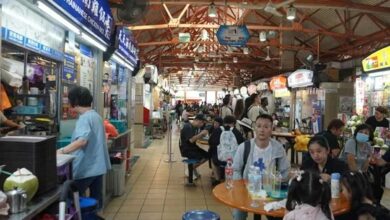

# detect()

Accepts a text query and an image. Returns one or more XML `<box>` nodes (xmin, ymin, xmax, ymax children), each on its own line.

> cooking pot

<box><xmin>6</xmin><ymin>188</ymin><xmax>27</xmax><ymax>213</ymax></box>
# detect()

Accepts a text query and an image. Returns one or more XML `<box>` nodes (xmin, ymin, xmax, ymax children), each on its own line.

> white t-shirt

<box><xmin>247</xmin><ymin>105</ymin><xmax>260</xmax><ymax>126</ymax></box>
<box><xmin>221</xmin><ymin>106</ymin><xmax>233</xmax><ymax>118</ymax></box>
<box><xmin>182</xmin><ymin>110</ymin><xmax>189</xmax><ymax>121</ymax></box>
<box><xmin>252</xmin><ymin>141</ymin><xmax>273</xmax><ymax>169</ymax></box>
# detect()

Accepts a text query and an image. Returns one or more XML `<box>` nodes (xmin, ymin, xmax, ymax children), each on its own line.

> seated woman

<box><xmin>340</xmin><ymin>124</ymin><xmax>373</xmax><ymax>172</ymax></box>
<box><xmin>341</xmin><ymin>172</ymin><xmax>390</xmax><ymax>219</ymax></box>
<box><xmin>301</xmin><ymin>136</ymin><xmax>349</xmax><ymax>182</ymax></box>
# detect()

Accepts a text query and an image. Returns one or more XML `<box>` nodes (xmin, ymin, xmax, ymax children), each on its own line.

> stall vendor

<box><xmin>0</xmin><ymin>110</ymin><xmax>21</xmax><ymax>131</ymax></box>
<box><xmin>57</xmin><ymin>86</ymin><xmax>111</xmax><ymax>210</ymax></box>
<box><xmin>365</xmin><ymin>106</ymin><xmax>389</xmax><ymax>131</ymax></box>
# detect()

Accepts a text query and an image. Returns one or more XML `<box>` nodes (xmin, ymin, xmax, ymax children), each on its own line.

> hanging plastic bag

<box><xmin>0</xmin><ymin>190</ymin><xmax>9</xmax><ymax>216</ymax></box>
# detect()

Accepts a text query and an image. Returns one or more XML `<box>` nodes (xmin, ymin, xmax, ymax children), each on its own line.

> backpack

<box><xmin>217</xmin><ymin>126</ymin><xmax>238</xmax><ymax>161</ymax></box>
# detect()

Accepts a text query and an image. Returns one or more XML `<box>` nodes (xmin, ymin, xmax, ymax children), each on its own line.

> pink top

<box><xmin>283</xmin><ymin>204</ymin><xmax>334</xmax><ymax>220</ymax></box>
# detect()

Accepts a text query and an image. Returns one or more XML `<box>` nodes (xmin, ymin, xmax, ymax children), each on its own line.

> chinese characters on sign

<box><xmin>116</xmin><ymin>27</ymin><xmax>138</xmax><ymax>65</ymax></box>
<box><xmin>51</xmin><ymin>0</ymin><xmax>114</xmax><ymax>44</ymax></box>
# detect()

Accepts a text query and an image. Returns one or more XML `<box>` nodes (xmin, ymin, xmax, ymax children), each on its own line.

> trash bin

<box><xmin>109</xmin><ymin>153</ymin><xmax>125</xmax><ymax>196</ymax></box>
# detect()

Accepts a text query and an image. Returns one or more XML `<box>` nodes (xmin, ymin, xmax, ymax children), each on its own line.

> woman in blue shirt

<box><xmin>57</xmin><ymin>86</ymin><xmax>111</xmax><ymax>209</ymax></box>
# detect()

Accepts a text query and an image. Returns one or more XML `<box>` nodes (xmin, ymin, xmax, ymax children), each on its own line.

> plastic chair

<box><xmin>182</xmin><ymin>210</ymin><xmax>220</xmax><ymax>220</ymax></box>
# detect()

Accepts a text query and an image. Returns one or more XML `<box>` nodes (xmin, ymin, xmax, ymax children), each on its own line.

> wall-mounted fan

<box><xmin>113</xmin><ymin>0</ymin><xmax>149</xmax><ymax>24</ymax></box>
<box><xmin>260</xmin><ymin>46</ymin><xmax>280</xmax><ymax>61</ymax></box>
<box><xmin>263</xmin><ymin>0</ymin><xmax>295</xmax><ymax>17</ymax></box>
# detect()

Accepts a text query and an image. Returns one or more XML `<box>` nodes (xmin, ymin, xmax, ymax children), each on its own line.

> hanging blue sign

<box><xmin>1</xmin><ymin>28</ymin><xmax>64</xmax><ymax>61</ymax></box>
<box><xmin>216</xmin><ymin>25</ymin><xmax>250</xmax><ymax>47</ymax></box>
<box><xmin>116</xmin><ymin>27</ymin><xmax>138</xmax><ymax>66</ymax></box>
<box><xmin>49</xmin><ymin>0</ymin><xmax>114</xmax><ymax>45</ymax></box>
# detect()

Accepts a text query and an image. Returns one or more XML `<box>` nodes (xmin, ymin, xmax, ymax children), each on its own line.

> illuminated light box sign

<box><xmin>50</xmin><ymin>0</ymin><xmax>114</xmax><ymax>45</ymax></box>
<box><xmin>116</xmin><ymin>27</ymin><xmax>138</xmax><ymax>65</ymax></box>
<box><xmin>270</xmin><ymin>76</ymin><xmax>287</xmax><ymax>90</ymax></box>
<box><xmin>274</xmin><ymin>88</ymin><xmax>291</xmax><ymax>97</ymax></box>
<box><xmin>288</xmin><ymin>69</ymin><xmax>314</xmax><ymax>88</ymax></box>
<box><xmin>362</xmin><ymin>46</ymin><xmax>390</xmax><ymax>73</ymax></box>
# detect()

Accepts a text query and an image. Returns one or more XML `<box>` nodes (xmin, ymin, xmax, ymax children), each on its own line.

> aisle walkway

<box><xmin>102</xmin><ymin>123</ymin><xmax>237</xmax><ymax>220</ymax></box>
<box><xmin>103</xmin><ymin>123</ymin><xmax>390</xmax><ymax>220</ymax></box>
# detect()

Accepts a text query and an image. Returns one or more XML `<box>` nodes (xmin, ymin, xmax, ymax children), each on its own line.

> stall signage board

<box><xmin>270</xmin><ymin>76</ymin><xmax>287</xmax><ymax>90</ymax></box>
<box><xmin>50</xmin><ymin>0</ymin><xmax>114</xmax><ymax>45</ymax></box>
<box><xmin>216</xmin><ymin>25</ymin><xmax>250</xmax><ymax>47</ymax></box>
<box><xmin>288</xmin><ymin>69</ymin><xmax>314</xmax><ymax>88</ymax></box>
<box><xmin>274</xmin><ymin>88</ymin><xmax>290</xmax><ymax>97</ymax></box>
<box><xmin>257</xmin><ymin>82</ymin><xmax>269</xmax><ymax>91</ymax></box>
<box><xmin>1</xmin><ymin>28</ymin><xmax>64</xmax><ymax>60</ymax></box>
<box><xmin>116</xmin><ymin>27</ymin><xmax>138</xmax><ymax>65</ymax></box>
<box><xmin>362</xmin><ymin>46</ymin><xmax>390</xmax><ymax>73</ymax></box>
<box><xmin>1</xmin><ymin>0</ymin><xmax>65</xmax><ymax>61</ymax></box>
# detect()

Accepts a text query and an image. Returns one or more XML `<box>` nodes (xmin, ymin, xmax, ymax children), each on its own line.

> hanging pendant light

<box><xmin>286</xmin><ymin>6</ymin><xmax>296</xmax><ymax>20</ymax></box>
<box><xmin>208</xmin><ymin>3</ymin><xmax>217</xmax><ymax>18</ymax></box>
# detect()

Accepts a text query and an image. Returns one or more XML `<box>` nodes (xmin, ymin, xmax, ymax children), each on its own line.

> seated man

<box><xmin>208</xmin><ymin>115</ymin><xmax>245</xmax><ymax>186</ymax></box>
<box><xmin>180</xmin><ymin>114</ymin><xmax>209</xmax><ymax>179</ymax></box>
<box><xmin>233</xmin><ymin>114</ymin><xmax>290</xmax><ymax>220</ymax></box>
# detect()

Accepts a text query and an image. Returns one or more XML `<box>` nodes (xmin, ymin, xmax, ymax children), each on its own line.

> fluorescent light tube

<box><xmin>112</xmin><ymin>54</ymin><xmax>135</xmax><ymax>71</ymax></box>
<box><xmin>37</xmin><ymin>1</ymin><xmax>80</xmax><ymax>35</ymax></box>
<box><xmin>81</xmin><ymin>32</ymin><xmax>107</xmax><ymax>52</ymax></box>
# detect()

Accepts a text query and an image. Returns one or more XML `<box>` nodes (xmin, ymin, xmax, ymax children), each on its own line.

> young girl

<box><xmin>284</xmin><ymin>171</ymin><xmax>333</xmax><ymax>220</ymax></box>
<box><xmin>341</xmin><ymin>171</ymin><xmax>390</xmax><ymax>220</ymax></box>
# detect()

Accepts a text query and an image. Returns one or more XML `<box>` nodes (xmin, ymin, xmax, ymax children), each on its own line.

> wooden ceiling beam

<box><xmin>147</xmin><ymin>0</ymin><xmax>390</xmax><ymax>14</ymax></box>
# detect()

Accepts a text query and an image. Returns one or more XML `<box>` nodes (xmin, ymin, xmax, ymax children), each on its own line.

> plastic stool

<box><xmin>182</xmin><ymin>159</ymin><xmax>200</xmax><ymax>186</ymax></box>
<box><xmin>79</xmin><ymin>197</ymin><xmax>99</xmax><ymax>220</ymax></box>
<box><xmin>182</xmin><ymin>210</ymin><xmax>220</xmax><ymax>220</ymax></box>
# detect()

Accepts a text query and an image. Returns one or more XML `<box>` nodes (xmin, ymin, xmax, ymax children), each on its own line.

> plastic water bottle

<box><xmin>331</xmin><ymin>173</ymin><xmax>340</xmax><ymax>198</ymax></box>
<box><xmin>272</xmin><ymin>171</ymin><xmax>282</xmax><ymax>197</ymax></box>
<box><xmin>253</xmin><ymin>167</ymin><xmax>262</xmax><ymax>197</ymax></box>
<box><xmin>247</xmin><ymin>165</ymin><xmax>256</xmax><ymax>194</ymax></box>
<box><xmin>225</xmin><ymin>158</ymin><xmax>234</xmax><ymax>189</ymax></box>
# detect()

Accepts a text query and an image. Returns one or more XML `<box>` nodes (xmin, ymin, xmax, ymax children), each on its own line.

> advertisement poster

<box><xmin>339</xmin><ymin>96</ymin><xmax>353</xmax><ymax>113</ymax></box>
<box><xmin>79</xmin><ymin>54</ymin><xmax>95</xmax><ymax>91</ymax></box>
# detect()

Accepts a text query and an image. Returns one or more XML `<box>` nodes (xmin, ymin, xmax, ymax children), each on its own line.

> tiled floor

<box><xmin>103</xmin><ymin>123</ymin><xmax>390</xmax><ymax>220</ymax></box>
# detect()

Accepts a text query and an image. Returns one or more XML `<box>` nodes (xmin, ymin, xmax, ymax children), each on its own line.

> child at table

<box><xmin>284</xmin><ymin>171</ymin><xmax>333</xmax><ymax>220</ymax></box>
<box><xmin>340</xmin><ymin>171</ymin><xmax>390</xmax><ymax>220</ymax></box>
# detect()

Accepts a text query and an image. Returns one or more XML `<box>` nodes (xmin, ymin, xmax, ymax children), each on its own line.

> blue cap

<box><xmin>331</xmin><ymin>173</ymin><xmax>341</xmax><ymax>180</ymax></box>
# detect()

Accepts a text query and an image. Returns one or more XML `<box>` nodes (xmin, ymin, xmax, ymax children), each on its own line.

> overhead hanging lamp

<box><xmin>286</xmin><ymin>6</ymin><xmax>296</xmax><ymax>20</ymax></box>
<box><xmin>208</xmin><ymin>2</ymin><xmax>217</xmax><ymax>18</ymax></box>
<box><xmin>259</xmin><ymin>31</ymin><xmax>267</xmax><ymax>42</ymax></box>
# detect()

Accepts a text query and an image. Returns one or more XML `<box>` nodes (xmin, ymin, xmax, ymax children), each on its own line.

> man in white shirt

<box><xmin>232</xmin><ymin>114</ymin><xmax>290</xmax><ymax>220</ymax></box>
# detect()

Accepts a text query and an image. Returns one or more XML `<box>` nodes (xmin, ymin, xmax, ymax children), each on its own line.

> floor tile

<box><xmin>138</xmin><ymin>212</ymin><xmax>163</xmax><ymax>220</ymax></box>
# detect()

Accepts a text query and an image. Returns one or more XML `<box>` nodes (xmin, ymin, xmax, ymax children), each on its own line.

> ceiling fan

<box><xmin>260</xmin><ymin>46</ymin><xmax>280</xmax><ymax>61</ymax></box>
<box><xmin>263</xmin><ymin>0</ymin><xmax>295</xmax><ymax>17</ymax></box>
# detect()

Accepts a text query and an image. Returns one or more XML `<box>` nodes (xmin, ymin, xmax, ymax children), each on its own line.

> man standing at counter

<box><xmin>57</xmin><ymin>86</ymin><xmax>111</xmax><ymax>210</ymax></box>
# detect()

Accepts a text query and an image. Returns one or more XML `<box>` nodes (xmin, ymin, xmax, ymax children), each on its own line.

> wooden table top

<box><xmin>212</xmin><ymin>180</ymin><xmax>350</xmax><ymax>217</ymax></box>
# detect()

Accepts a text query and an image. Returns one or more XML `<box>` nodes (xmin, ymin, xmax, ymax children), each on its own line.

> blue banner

<box><xmin>63</xmin><ymin>53</ymin><xmax>76</xmax><ymax>81</ymax></box>
<box><xmin>216</xmin><ymin>25</ymin><xmax>250</xmax><ymax>47</ymax></box>
<box><xmin>1</xmin><ymin>28</ymin><xmax>64</xmax><ymax>60</ymax></box>
<box><xmin>80</xmin><ymin>44</ymin><xmax>93</xmax><ymax>58</ymax></box>
<box><xmin>50</xmin><ymin>0</ymin><xmax>114</xmax><ymax>45</ymax></box>
<box><xmin>116</xmin><ymin>27</ymin><xmax>138</xmax><ymax>65</ymax></box>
